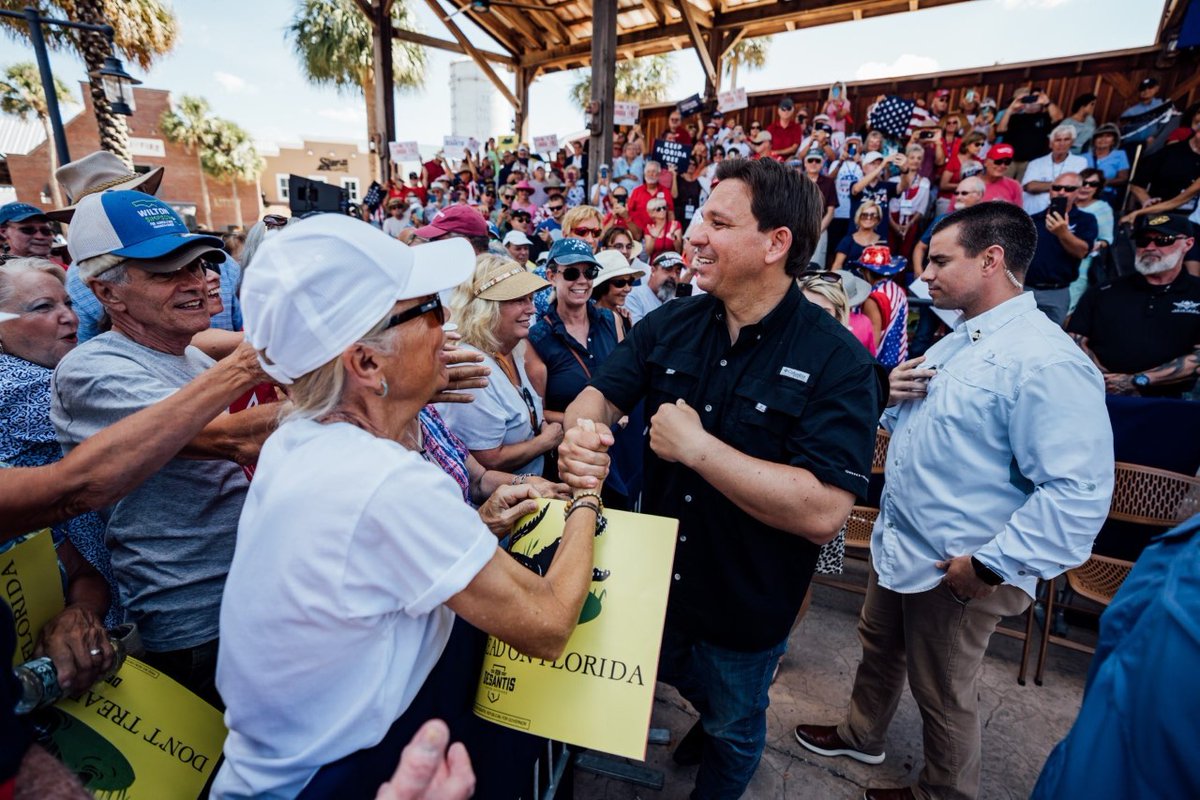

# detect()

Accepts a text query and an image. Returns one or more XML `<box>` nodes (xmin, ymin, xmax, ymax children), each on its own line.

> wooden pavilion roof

<box><xmin>398</xmin><ymin>0</ymin><xmax>976</xmax><ymax>77</ymax></box>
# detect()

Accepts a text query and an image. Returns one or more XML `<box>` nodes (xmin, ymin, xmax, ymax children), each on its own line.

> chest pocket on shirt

<box><xmin>647</xmin><ymin>346</ymin><xmax>702</xmax><ymax>406</ymax></box>
<box><xmin>930</xmin><ymin>351</ymin><xmax>1011</xmax><ymax>433</ymax></box>
<box><xmin>732</xmin><ymin>377</ymin><xmax>809</xmax><ymax>459</ymax></box>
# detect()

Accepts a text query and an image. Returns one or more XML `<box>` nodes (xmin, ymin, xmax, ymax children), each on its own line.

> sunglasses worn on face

<box><xmin>953</xmin><ymin>190</ymin><xmax>976</xmax><ymax>196</ymax></box>
<box><xmin>607</xmin><ymin>278</ymin><xmax>633</xmax><ymax>289</ymax></box>
<box><xmin>1050</xmin><ymin>184</ymin><xmax>1078</xmax><ymax>193</ymax></box>
<box><xmin>548</xmin><ymin>205</ymin><xmax>565</xmax><ymax>212</ymax></box>
<box><xmin>15</xmin><ymin>225</ymin><xmax>52</xmax><ymax>236</ymax></box>
<box><xmin>384</xmin><ymin>296</ymin><xmax>444</xmax><ymax>330</ymax></box>
<box><xmin>1134</xmin><ymin>233</ymin><xmax>1182</xmax><ymax>249</ymax></box>
<box><xmin>860</xmin><ymin>212</ymin><xmax>880</xmax><ymax>219</ymax></box>
<box><xmin>1082</xmin><ymin>180</ymin><xmax>1102</xmax><ymax>188</ymax></box>
<box><xmin>554</xmin><ymin>265</ymin><xmax>600</xmax><ymax>281</ymax></box>
<box><xmin>572</xmin><ymin>226</ymin><xmax>601</xmax><ymax>237</ymax></box>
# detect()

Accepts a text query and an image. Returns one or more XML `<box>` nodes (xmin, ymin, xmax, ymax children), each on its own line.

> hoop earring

<box><xmin>376</xmin><ymin>378</ymin><xmax>389</xmax><ymax>398</ymax></box>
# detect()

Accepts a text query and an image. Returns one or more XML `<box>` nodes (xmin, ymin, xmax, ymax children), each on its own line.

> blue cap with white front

<box><xmin>0</xmin><ymin>202</ymin><xmax>47</xmax><ymax>225</ymax></box>
<box><xmin>547</xmin><ymin>236</ymin><xmax>600</xmax><ymax>267</ymax></box>
<box><xmin>67</xmin><ymin>190</ymin><xmax>222</xmax><ymax>267</ymax></box>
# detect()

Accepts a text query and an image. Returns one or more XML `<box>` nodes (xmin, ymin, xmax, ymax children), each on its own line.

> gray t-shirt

<box><xmin>50</xmin><ymin>331</ymin><xmax>249</xmax><ymax>651</ymax></box>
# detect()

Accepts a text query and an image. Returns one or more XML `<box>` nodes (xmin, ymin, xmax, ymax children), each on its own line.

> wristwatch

<box><xmin>970</xmin><ymin>556</ymin><xmax>1004</xmax><ymax>587</ymax></box>
<box><xmin>1132</xmin><ymin>373</ymin><xmax>1151</xmax><ymax>389</ymax></box>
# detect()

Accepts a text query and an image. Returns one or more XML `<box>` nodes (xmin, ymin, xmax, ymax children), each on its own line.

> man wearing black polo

<box><xmin>1068</xmin><ymin>214</ymin><xmax>1200</xmax><ymax>398</ymax></box>
<box><xmin>1025</xmin><ymin>172</ymin><xmax>1096</xmax><ymax>325</ymax></box>
<box><xmin>559</xmin><ymin>158</ymin><xmax>887</xmax><ymax>799</ymax></box>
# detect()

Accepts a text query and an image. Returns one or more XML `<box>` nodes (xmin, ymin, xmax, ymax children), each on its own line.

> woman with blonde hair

<box><xmin>560</xmin><ymin>204</ymin><xmax>603</xmax><ymax>250</ymax></box>
<box><xmin>437</xmin><ymin>255</ymin><xmax>563</xmax><ymax>476</ymax></box>
<box><xmin>831</xmin><ymin>200</ymin><xmax>884</xmax><ymax>271</ymax></box>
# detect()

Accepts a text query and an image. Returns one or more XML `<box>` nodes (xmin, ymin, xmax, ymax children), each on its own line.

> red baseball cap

<box><xmin>414</xmin><ymin>205</ymin><xmax>488</xmax><ymax>240</ymax></box>
<box><xmin>988</xmin><ymin>143</ymin><xmax>1015</xmax><ymax>160</ymax></box>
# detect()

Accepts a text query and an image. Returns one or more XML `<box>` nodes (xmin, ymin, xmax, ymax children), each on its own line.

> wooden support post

<box><xmin>704</xmin><ymin>29</ymin><xmax>724</xmax><ymax>99</ymax></box>
<box><xmin>370</xmin><ymin>0</ymin><xmax>397</xmax><ymax>184</ymax></box>
<box><xmin>426</xmin><ymin>0</ymin><xmax>520</xmax><ymax>111</ymax></box>
<box><xmin>674</xmin><ymin>0</ymin><xmax>717</xmax><ymax>90</ymax></box>
<box><xmin>515</xmin><ymin>67</ymin><xmax>532</xmax><ymax>142</ymax></box>
<box><xmin>589</xmin><ymin>0</ymin><xmax>617</xmax><ymax>190</ymax></box>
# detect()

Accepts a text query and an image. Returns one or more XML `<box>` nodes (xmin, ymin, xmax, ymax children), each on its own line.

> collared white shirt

<box><xmin>1022</xmin><ymin>152</ymin><xmax>1089</xmax><ymax>214</ymax></box>
<box><xmin>872</xmin><ymin>293</ymin><xmax>1114</xmax><ymax>597</ymax></box>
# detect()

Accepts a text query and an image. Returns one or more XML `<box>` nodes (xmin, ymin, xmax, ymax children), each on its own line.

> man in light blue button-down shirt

<box><xmin>796</xmin><ymin>202</ymin><xmax>1114</xmax><ymax>800</ymax></box>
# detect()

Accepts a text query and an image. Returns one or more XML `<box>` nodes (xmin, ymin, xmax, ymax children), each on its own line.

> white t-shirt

<box><xmin>1021</xmin><ymin>153</ymin><xmax>1088</xmax><ymax>215</ymax></box>
<box><xmin>213</xmin><ymin>419</ymin><xmax>496</xmax><ymax>799</ymax></box>
<box><xmin>833</xmin><ymin>160</ymin><xmax>864</xmax><ymax>219</ymax></box>
<box><xmin>435</xmin><ymin>344</ymin><xmax>546</xmax><ymax>476</ymax></box>
<box><xmin>887</xmin><ymin>175</ymin><xmax>932</xmax><ymax>227</ymax></box>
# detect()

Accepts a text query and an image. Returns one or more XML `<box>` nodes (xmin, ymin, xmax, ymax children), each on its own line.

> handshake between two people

<box><xmin>478</xmin><ymin>419</ymin><xmax>615</xmax><ymax>535</ymax></box>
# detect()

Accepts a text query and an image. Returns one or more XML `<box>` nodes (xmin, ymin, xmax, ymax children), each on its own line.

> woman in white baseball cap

<box><xmin>214</xmin><ymin>215</ymin><xmax>612</xmax><ymax>799</ymax></box>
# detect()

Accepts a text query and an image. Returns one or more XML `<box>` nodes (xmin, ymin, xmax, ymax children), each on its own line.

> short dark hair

<box><xmin>930</xmin><ymin>201</ymin><xmax>1038</xmax><ymax>276</ymax></box>
<box><xmin>1079</xmin><ymin>167</ymin><xmax>1106</xmax><ymax>190</ymax></box>
<box><xmin>1071</xmin><ymin>92</ymin><xmax>1097</xmax><ymax>114</ymax></box>
<box><xmin>713</xmin><ymin>157</ymin><xmax>822</xmax><ymax>277</ymax></box>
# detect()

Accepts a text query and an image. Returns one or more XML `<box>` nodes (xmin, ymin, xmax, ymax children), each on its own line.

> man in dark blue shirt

<box><xmin>558</xmin><ymin>158</ymin><xmax>886</xmax><ymax>799</ymax></box>
<box><xmin>1025</xmin><ymin>172</ymin><xmax>1097</xmax><ymax>325</ymax></box>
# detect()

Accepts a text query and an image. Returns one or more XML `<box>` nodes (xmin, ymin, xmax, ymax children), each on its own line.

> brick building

<box><xmin>5</xmin><ymin>84</ymin><xmax>261</xmax><ymax>232</ymax></box>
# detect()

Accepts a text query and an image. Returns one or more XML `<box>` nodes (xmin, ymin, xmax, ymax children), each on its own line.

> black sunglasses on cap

<box><xmin>1134</xmin><ymin>232</ymin><xmax>1184</xmax><ymax>249</ymax></box>
<box><xmin>384</xmin><ymin>296</ymin><xmax>445</xmax><ymax>330</ymax></box>
<box><xmin>550</xmin><ymin>264</ymin><xmax>600</xmax><ymax>281</ymax></box>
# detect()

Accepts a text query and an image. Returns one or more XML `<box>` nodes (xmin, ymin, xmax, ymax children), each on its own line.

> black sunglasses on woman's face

<box><xmin>551</xmin><ymin>265</ymin><xmax>600</xmax><ymax>282</ymax></box>
<box><xmin>384</xmin><ymin>296</ymin><xmax>445</xmax><ymax>330</ymax></box>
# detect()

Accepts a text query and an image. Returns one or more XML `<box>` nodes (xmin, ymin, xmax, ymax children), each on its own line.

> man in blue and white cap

<box><xmin>50</xmin><ymin>190</ymin><xmax>276</xmax><ymax>705</ymax></box>
<box><xmin>0</xmin><ymin>201</ymin><xmax>54</xmax><ymax>259</ymax></box>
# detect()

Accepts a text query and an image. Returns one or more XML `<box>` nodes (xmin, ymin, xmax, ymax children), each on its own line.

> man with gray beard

<box><xmin>1067</xmin><ymin>214</ymin><xmax>1200</xmax><ymax>398</ymax></box>
<box><xmin>625</xmin><ymin>251</ymin><xmax>686</xmax><ymax>324</ymax></box>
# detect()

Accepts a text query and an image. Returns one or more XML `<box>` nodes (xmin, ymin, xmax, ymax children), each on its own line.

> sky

<box><xmin>0</xmin><ymin>0</ymin><xmax>1166</xmax><ymax>153</ymax></box>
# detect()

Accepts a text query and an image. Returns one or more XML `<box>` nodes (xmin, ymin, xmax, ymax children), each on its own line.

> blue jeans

<box><xmin>658</xmin><ymin>624</ymin><xmax>788</xmax><ymax>800</ymax></box>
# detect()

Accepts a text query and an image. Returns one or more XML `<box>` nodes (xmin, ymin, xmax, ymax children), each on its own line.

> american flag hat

<box><xmin>853</xmin><ymin>244</ymin><xmax>907</xmax><ymax>276</ymax></box>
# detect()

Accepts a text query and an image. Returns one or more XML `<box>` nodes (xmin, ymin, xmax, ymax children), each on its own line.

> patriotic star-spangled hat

<box><xmin>853</xmin><ymin>244</ymin><xmax>907</xmax><ymax>277</ymax></box>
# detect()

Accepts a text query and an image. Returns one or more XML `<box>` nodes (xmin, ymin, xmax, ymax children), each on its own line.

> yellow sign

<box><xmin>50</xmin><ymin>658</ymin><xmax>227</xmax><ymax>800</ymax></box>
<box><xmin>1</xmin><ymin>529</ymin><xmax>226</xmax><ymax>799</ymax></box>
<box><xmin>2</xmin><ymin>528</ymin><xmax>65</xmax><ymax>665</ymax></box>
<box><xmin>496</xmin><ymin>133</ymin><xmax>520</xmax><ymax>152</ymax></box>
<box><xmin>474</xmin><ymin>500</ymin><xmax>678</xmax><ymax>760</ymax></box>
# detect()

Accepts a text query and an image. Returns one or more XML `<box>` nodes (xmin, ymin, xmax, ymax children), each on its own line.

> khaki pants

<box><xmin>837</xmin><ymin>566</ymin><xmax>1030</xmax><ymax>800</ymax></box>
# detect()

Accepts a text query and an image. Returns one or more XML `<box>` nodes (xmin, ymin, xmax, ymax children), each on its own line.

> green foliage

<box><xmin>0</xmin><ymin>60</ymin><xmax>73</xmax><ymax>119</ymax></box>
<box><xmin>569</xmin><ymin>54</ymin><xmax>676</xmax><ymax>111</ymax></box>
<box><xmin>0</xmin><ymin>0</ymin><xmax>177</xmax><ymax>71</ymax></box>
<box><xmin>286</xmin><ymin>0</ymin><xmax>426</xmax><ymax>94</ymax></box>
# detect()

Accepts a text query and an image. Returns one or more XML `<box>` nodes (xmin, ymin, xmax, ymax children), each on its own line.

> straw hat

<box><xmin>48</xmin><ymin>151</ymin><xmax>164</xmax><ymax>222</ymax></box>
<box><xmin>593</xmin><ymin>249</ymin><xmax>645</xmax><ymax>287</ymax></box>
<box><xmin>472</xmin><ymin>259</ymin><xmax>550</xmax><ymax>301</ymax></box>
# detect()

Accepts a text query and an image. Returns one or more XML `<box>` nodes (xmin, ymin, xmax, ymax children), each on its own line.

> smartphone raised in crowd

<box><xmin>1049</xmin><ymin>196</ymin><xmax>1069</xmax><ymax>218</ymax></box>
<box><xmin>599</xmin><ymin>164</ymin><xmax>610</xmax><ymax>179</ymax></box>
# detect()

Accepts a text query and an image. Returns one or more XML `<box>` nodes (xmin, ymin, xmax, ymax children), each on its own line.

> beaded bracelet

<box><xmin>564</xmin><ymin>497</ymin><xmax>608</xmax><ymax>537</ymax></box>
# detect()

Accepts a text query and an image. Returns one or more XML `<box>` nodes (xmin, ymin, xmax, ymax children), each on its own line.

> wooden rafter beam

<box><xmin>521</xmin><ymin>21</ymin><xmax>691</xmax><ymax>69</ymax></box>
<box><xmin>425</xmin><ymin>0</ymin><xmax>520</xmax><ymax>110</ymax></box>
<box><xmin>713</xmin><ymin>0</ymin><xmax>962</xmax><ymax>30</ymax></box>
<box><xmin>489</xmin><ymin>3</ymin><xmax>553</xmax><ymax>46</ymax></box>
<box><xmin>391</xmin><ymin>27</ymin><xmax>515</xmax><ymax>65</ymax></box>
<box><xmin>530</xmin><ymin>6</ymin><xmax>574</xmax><ymax>45</ymax></box>
<box><xmin>439</xmin><ymin>0</ymin><xmax>522</xmax><ymax>54</ymax></box>
<box><xmin>642</xmin><ymin>0</ymin><xmax>668</xmax><ymax>26</ymax></box>
<box><xmin>673</xmin><ymin>0</ymin><xmax>717</xmax><ymax>86</ymax></box>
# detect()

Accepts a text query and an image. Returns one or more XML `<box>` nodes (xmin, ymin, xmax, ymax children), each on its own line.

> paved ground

<box><xmin>575</xmin><ymin>559</ymin><xmax>1093</xmax><ymax>800</ymax></box>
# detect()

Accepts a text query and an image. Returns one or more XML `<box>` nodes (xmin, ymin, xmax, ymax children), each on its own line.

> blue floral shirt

<box><xmin>0</xmin><ymin>354</ymin><xmax>119</xmax><ymax>624</ymax></box>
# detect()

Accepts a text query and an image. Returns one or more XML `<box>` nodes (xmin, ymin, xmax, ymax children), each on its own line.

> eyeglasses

<box><xmin>648</xmin><ymin>204</ymin><xmax>667</xmax><ymax>212</ymax></box>
<box><xmin>800</xmin><ymin>270</ymin><xmax>844</xmax><ymax>285</ymax></box>
<box><xmin>384</xmin><ymin>296</ymin><xmax>444</xmax><ymax>330</ymax></box>
<box><xmin>1081</xmin><ymin>180</ymin><xmax>1103</xmax><ymax>188</ymax></box>
<box><xmin>14</xmin><ymin>225</ymin><xmax>53</xmax><ymax>236</ymax></box>
<box><xmin>610</xmin><ymin>242</ymin><xmax>633</xmax><ymax>252</ymax></box>
<box><xmin>859</xmin><ymin>212</ymin><xmax>880</xmax><ymax>219</ymax></box>
<box><xmin>1050</xmin><ymin>184</ymin><xmax>1078</xmax><ymax>193</ymax></box>
<box><xmin>1134</xmin><ymin>232</ymin><xmax>1183</xmax><ymax>249</ymax></box>
<box><xmin>953</xmin><ymin>190</ymin><xmax>977</xmax><ymax>196</ymax></box>
<box><xmin>805</xmin><ymin>158</ymin><xmax>824</xmax><ymax>164</ymax></box>
<box><xmin>547</xmin><ymin>204</ymin><xmax>565</xmax><ymax>212</ymax></box>
<box><xmin>571</xmin><ymin>226</ymin><xmax>601</xmax><ymax>237</ymax></box>
<box><xmin>552</xmin><ymin>264</ymin><xmax>600</xmax><ymax>281</ymax></box>
<box><xmin>607</xmin><ymin>278</ymin><xmax>633</xmax><ymax>289</ymax></box>
<box><xmin>990</xmin><ymin>158</ymin><xmax>1013</xmax><ymax>166</ymax></box>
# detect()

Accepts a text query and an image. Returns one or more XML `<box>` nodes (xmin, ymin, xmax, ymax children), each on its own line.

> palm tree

<box><xmin>287</xmin><ymin>0</ymin><xmax>426</xmax><ymax>177</ymax></box>
<box><xmin>161</xmin><ymin>95</ymin><xmax>216</xmax><ymax>229</ymax></box>
<box><xmin>0</xmin><ymin>0</ymin><xmax>178</xmax><ymax>167</ymax></box>
<box><xmin>204</xmin><ymin>119</ymin><xmax>262</xmax><ymax>230</ymax></box>
<box><xmin>0</xmin><ymin>61</ymin><xmax>73</xmax><ymax>207</ymax></box>
<box><xmin>569</xmin><ymin>54</ymin><xmax>676</xmax><ymax>111</ymax></box>
<box><xmin>724</xmin><ymin>36</ymin><xmax>770</xmax><ymax>90</ymax></box>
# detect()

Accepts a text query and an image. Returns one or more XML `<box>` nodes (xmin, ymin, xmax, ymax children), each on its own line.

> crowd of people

<box><xmin>0</xmin><ymin>70</ymin><xmax>1196</xmax><ymax>800</ymax></box>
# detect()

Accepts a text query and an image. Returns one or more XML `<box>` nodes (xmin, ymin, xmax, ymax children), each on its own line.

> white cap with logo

<box><xmin>241</xmin><ymin>214</ymin><xmax>474</xmax><ymax>384</ymax></box>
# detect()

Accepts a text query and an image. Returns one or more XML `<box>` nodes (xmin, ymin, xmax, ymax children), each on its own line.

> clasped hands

<box><xmin>482</xmin><ymin>420</ymin><xmax>612</xmax><ymax>535</ymax></box>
